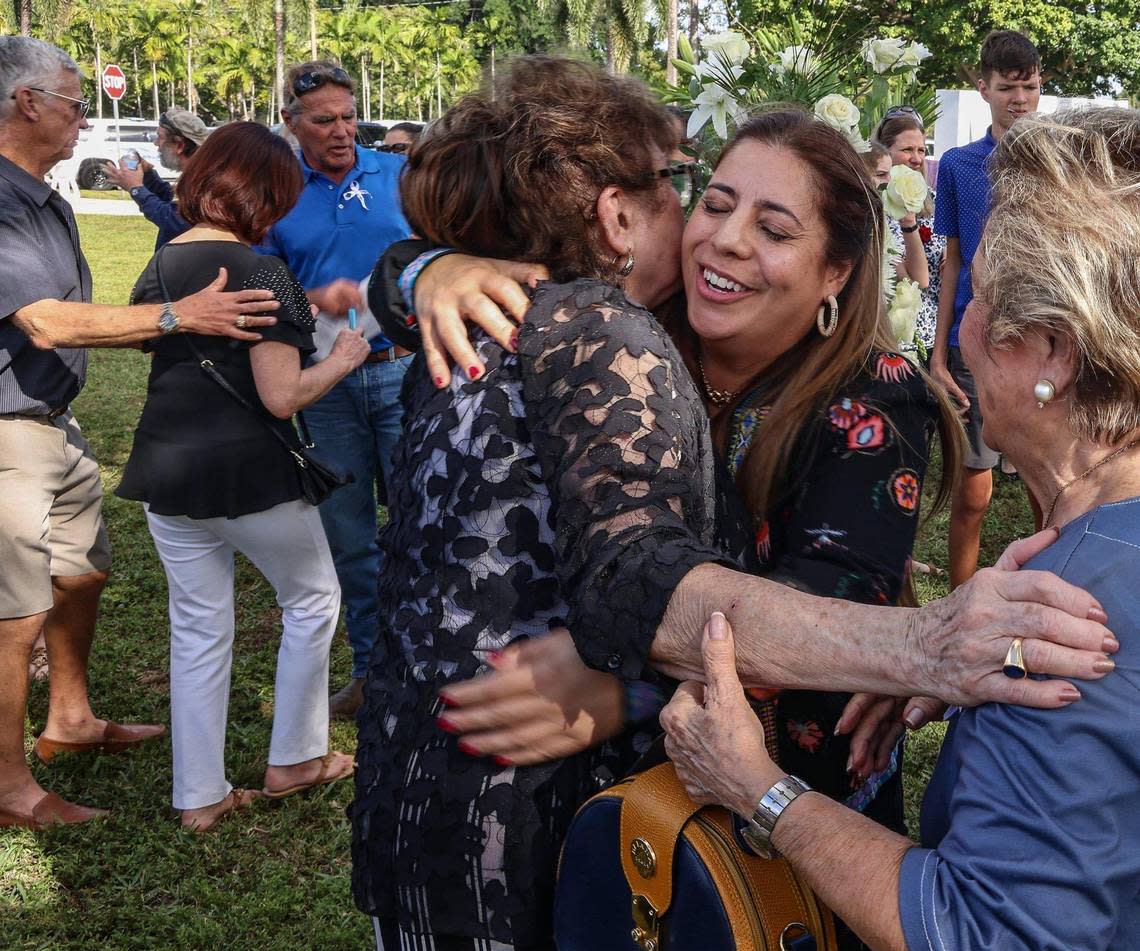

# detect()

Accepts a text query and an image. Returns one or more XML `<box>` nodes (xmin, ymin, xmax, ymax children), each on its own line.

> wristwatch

<box><xmin>157</xmin><ymin>302</ymin><xmax>180</xmax><ymax>335</ymax></box>
<box><xmin>900</xmin><ymin>222</ymin><xmax>921</xmax><ymax>233</ymax></box>
<box><xmin>740</xmin><ymin>775</ymin><xmax>811</xmax><ymax>859</ymax></box>
<box><xmin>129</xmin><ymin>185</ymin><xmax>144</xmax><ymax>200</ymax></box>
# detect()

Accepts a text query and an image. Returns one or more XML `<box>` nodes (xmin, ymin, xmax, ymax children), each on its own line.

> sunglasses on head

<box><xmin>879</xmin><ymin>105</ymin><xmax>924</xmax><ymax>131</ymax></box>
<box><xmin>291</xmin><ymin>67</ymin><xmax>352</xmax><ymax>98</ymax></box>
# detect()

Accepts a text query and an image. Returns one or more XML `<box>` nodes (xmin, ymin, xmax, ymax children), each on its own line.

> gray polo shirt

<box><xmin>0</xmin><ymin>154</ymin><xmax>91</xmax><ymax>415</ymax></box>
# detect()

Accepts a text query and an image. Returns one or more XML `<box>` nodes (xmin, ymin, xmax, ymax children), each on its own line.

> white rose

<box><xmin>813</xmin><ymin>94</ymin><xmax>861</xmax><ymax>132</ymax></box>
<box><xmin>771</xmin><ymin>45</ymin><xmax>818</xmax><ymax>78</ymax></box>
<box><xmin>897</xmin><ymin>41</ymin><xmax>932</xmax><ymax>69</ymax></box>
<box><xmin>862</xmin><ymin>37</ymin><xmax>907</xmax><ymax>74</ymax></box>
<box><xmin>883</xmin><ymin>164</ymin><xmax>929</xmax><ymax>219</ymax></box>
<box><xmin>888</xmin><ymin>278</ymin><xmax>922</xmax><ymax>344</ymax></box>
<box><xmin>701</xmin><ymin>31</ymin><xmax>751</xmax><ymax>66</ymax></box>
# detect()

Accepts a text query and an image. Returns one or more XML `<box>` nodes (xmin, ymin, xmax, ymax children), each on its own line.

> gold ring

<box><xmin>1002</xmin><ymin>637</ymin><xmax>1028</xmax><ymax>679</ymax></box>
<box><xmin>235</xmin><ymin>315</ymin><xmax>247</xmax><ymax>329</ymax></box>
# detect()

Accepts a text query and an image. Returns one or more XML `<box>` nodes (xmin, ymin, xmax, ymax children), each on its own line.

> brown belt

<box><xmin>363</xmin><ymin>345</ymin><xmax>413</xmax><ymax>364</ymax></box>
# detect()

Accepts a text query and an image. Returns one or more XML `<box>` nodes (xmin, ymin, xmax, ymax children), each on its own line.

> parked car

<box><xmin>268</xmin><ymin>120</ymin><xmax>397</xmax><ymax>150</ymax></box>
<box><xmin>58</xmin><ymin>117</ymin><xmax>181</xmax><ymax>190</ymax></box>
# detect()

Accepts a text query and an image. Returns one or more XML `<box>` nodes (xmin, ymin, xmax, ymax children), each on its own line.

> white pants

<box><xmin>146</xmin><ymin>499</ymin><xmax>341</xmax><ymax>810</ymax></box>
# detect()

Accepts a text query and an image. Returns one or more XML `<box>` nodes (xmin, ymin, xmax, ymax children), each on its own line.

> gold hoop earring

<box><xmin>816</xmin><ymin>295</ymin><xmax>839</xmax><ymax>337</ymax></box>
<box><xmin>617</xmin><ymin>248</ymin><xmax>635</xmax><ymax>278</ymax></box>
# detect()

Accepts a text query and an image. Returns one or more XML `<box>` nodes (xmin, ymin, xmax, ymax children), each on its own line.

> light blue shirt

<box><xmin>261</xmin><ymin>145</ymin><xmax>410</xmax><ymax>351</ymax></box>
<box><xmin>898</xmin><ymin>496</ymin><xmax>1140</xmax><ymax>950</ymax></box>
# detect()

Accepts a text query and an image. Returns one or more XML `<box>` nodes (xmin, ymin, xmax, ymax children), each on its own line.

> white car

<box><xmin>52</xmin><ymin>117</ymin><xmax>181</xmax><ymax>190</ymax></box>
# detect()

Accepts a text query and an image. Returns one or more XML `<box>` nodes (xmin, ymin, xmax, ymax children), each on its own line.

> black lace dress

<box><xmin>351</xmin><ymin>279</ymin><xmax>750</xmax><ymax>948</ymax></box>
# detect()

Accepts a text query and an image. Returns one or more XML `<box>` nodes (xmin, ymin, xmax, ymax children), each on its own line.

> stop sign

<box><xmin>101</xmin><ymin>64</ymin><xmax>126</xmax><ymax>101</ymax></box>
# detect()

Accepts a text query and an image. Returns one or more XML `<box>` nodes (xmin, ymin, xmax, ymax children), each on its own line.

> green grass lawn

<box><xmin>3</xmin><ymin>215</ymin><xmax>1036</xmax><ymax>949</ymax></box>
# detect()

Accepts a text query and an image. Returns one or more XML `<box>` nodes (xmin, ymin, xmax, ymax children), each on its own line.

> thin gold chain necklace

<box><xmin>1042</xmin><ymin>437</ymin><xmax>1140</xmax><ymax>529</ymax></box>
<box><xmin>696</xmin><ymin>355</ymin><xmax>739</xmax><ymax>408</ymax></box>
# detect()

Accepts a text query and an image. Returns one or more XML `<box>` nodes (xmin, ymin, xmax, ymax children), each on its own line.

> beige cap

<box><xmin>161</xmin><ymin>108</ymin><xmax>209</xmax><ymax>146</ymax></box>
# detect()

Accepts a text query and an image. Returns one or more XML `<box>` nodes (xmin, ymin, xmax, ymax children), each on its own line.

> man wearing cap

<box><xmin>103</xmin><ymin>107</ymin><xmax>207</xmax><ymax>248</ymax></box>
<box><xmin>0</xmin><ymin>36</ymin><xmax>282</xmax><ymax>828</ymax></box>
<box><xmin>261</xmin><ymin>60</ymin><xmax>411</xmax><ymax>718</ymax></box>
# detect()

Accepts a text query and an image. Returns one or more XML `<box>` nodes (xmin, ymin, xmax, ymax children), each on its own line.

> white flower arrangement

<box><xmin>701</xmin><ymin>30</ymin><xmax>752</xmax><ymax>66</ymax></box>
<box><xmin>812</xmin><ymin>94</ymin><xmax>869</xmax><ymax>152</ymax></box>
<box><xmin>888</xmin><ymin>278</ymin><xmax>923</xmax><ymax>355</ymax></box>
<box><xmin>862</xmin><ymin>37</ymin><xmax>931</xmax><ymax>74</ymax></box>
<box><xmin>882</xmin><ymin>165</ymin><xmax>929</xmax><ymax>220</ymax></box>
<box><xmin>771</xmin><ymin>45</ymin><xmax>819</xmax><ymax>79</ymax></box>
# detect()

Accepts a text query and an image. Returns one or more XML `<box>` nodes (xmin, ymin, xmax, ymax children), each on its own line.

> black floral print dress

<box><xmin>726</xmin><ymin>351</ymin><xmax>938</xmax><ymax>834</ymax></box>
<box><xmin>351</xmin><ymin>279</ymin><xmax>749</xmax><ymax>949</ymax></box>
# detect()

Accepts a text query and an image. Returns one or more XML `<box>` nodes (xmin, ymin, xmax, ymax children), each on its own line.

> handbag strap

<box><xmin>619</xmin><ymin>762</ymin><xmax>703</xmax><ymax>920</ymax></box>
<box><xmin>155</xmin><ymin>248</ymin><xmax>306</xmax><ymax>460</ymax></box>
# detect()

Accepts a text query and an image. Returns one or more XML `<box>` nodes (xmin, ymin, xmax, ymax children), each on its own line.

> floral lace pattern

<box><xmin>351</xmin><ymin>279</ymin><xmax>747</xmax><ymax>946</ymax></box>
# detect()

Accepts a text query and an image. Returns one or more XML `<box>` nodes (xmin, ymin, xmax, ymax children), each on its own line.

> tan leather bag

<box><xmin>556</xmin><ymin>761</ymin><xmax>838</xmax><ymax>951</ymax></box>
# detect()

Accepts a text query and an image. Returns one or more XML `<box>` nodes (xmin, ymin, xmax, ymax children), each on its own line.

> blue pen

<box><xmin>348</xmin><ymin>307</ymin><xmax>358</xmax><ymax>330</ymax></box>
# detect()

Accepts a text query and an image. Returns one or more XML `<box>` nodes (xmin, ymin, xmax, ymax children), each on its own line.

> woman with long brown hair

<box><xmin>383</xmin><ymin>105</ymin><xmax>963</xmax><ymax>948</ymax></box>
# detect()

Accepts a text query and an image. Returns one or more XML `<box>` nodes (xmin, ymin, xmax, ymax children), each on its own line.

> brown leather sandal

<box><xmin>261</xmin><ymin>751</ymin><xmax>355</xmax><ymax>800</ymax></box>
<box><xmin>34</xmin><ymin>721</ymin><xmax>167</xmax><ymax>764</ymax></box>
<box><xmin>0</xmin><ymin>792</ymin><xmax>108</xmax><ymax>830</ymax></box>
<box><xmin>180</xmin><ymin>788</ymin><xmax>262</xmax><ymax>833</ymax></box>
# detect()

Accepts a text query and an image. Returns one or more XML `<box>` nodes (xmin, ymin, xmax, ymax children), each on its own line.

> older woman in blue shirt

<box><xmin>663</xmin><ymin>106</ymin><xmax>1140</xmax><ymax>950</ymax></box>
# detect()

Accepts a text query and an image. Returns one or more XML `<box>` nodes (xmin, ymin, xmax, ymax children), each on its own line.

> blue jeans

<box><xmin>302</xmin><ymin>355</ymin><xmax>411</xmax><ymax>678</ymax></box>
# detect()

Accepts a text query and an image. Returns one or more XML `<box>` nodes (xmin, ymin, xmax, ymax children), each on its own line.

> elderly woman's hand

<box><xmin>661</xmin><ymin>613</ymin><xmax>783</xmax><ymax>817</ymax></box>
<box><xmin>413</xmin><ymin>254</ymin><xmax>550</xmax><ymax>387</ymax></box>
<box><xmin>910</xmin><ymin>528</ymin><xmax>1118</xmax><ymax>709</ymax></box>
<box><xmin>437</xmin><ymin>628</ymin><xmax>624</xmax><ymax>767</ymax></box>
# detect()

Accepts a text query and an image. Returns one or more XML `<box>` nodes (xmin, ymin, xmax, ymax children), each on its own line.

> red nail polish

<box><xmin>468</xmin><ymin>365</ymin><xmax>481</xmax><ymax>380</ymax></box>
<box><xmin>439</xmin><ymin>692</ymin><xmax>458</xmax><ymax>707</ymax></box>
<box><xmin>488</xmin><ymin>650</ymin><xmax>502</xmax><ymax>664</ymax></box>
<box><xmin>457</xmin><ymin>740</ymin><xmax>480</xmax><ymax>756</ymax></box>
<box><xmin>437</xmin><ymin>717</ymin><xmax>461</xmax><ymax>734</ymax></box>
<box><xmin>406</xmin><ymin>313</ymin><xmax>417</xmax><ymax>327</ymax></box>
<box><xmin>434</xmin><ymin>376</ymin><xmax>446</xmax><ymax>388</ymax></box>
<box><xmin>493</xmin><ymin>755</ymin><xmax>514</xmax><ymax>767</ymax></box>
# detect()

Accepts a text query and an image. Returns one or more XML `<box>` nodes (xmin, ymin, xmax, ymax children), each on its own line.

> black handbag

<box><xmin>154</xmin><ymin>248</ymin><xmax>354</xmax><ymax>507</ymax></box>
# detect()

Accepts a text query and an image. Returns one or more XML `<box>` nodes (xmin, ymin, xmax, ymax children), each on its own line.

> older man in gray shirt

<box><xmin>0</xmin><ymin>36</ymin><xmax>281</xmax><ymax>830</ymax></box>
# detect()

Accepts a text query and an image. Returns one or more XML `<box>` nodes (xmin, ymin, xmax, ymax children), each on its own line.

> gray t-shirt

<box><xmin>0</xmin><ymin>155</ymin><xmax>91</xmax><ymax>415</ymax></box>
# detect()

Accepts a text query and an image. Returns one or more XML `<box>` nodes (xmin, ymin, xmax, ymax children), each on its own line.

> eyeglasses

<box><xmin>14</xmin><ymin>87</ymin><xmax>90</xmax><ymax>117</ymax></box>
<box><xmin>654</xmin><ymin>161</ymin><xmax>700</xmax><ymax>209</ymax></box>
<box><xmin>291</xmin><ymin>67</ymin><xmax>352</xmax><ymax>98</ymax></box>
<box><xmin>378</xmin><ymin>142</ymin><xmax>409</xmax><ymax>154</ymax></box>
<box><xmin>879</xmin><ymin>105</ymin><xmax>924</xmax><ymax>131</ymax></box>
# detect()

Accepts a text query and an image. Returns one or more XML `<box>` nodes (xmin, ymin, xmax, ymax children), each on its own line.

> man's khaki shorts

<box><xmin>0</xmin><ymin>412</ymin><xmax>111</xmax><ymax>619</ymax></box>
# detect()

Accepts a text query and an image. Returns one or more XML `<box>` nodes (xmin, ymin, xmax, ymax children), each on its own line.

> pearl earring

<box><xmin>1034</xmin><ymin>379</ymin><xmax>1056</xmax><ymax>409</ymax></box>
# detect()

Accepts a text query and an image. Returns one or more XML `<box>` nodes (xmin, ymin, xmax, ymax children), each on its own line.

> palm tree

<box><xmin>541</xmin><ymin>0</ymin><xmax>649</xmax><ymax>73</ymax></box>
<box><xmin>132</xmin><ymin>1</ymin><xmax>178</xmax><ymax>119</ymax></box>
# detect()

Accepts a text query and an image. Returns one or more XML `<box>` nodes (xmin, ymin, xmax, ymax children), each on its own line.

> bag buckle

<box><xmin>290</xmin><ymin>450</ymin><xmax>309</xmax><ymax>469</ymax></box>
<box><xmin>630</xmin><ymin>894</ymin><xmax>660</xmax><ymax>951</ymax></box>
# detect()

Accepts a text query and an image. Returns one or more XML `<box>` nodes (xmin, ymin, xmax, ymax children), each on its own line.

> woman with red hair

<box><xmin>117</xmin><ymin>121</ymin><xmax>370</xmax><ymax>831</ymax></box>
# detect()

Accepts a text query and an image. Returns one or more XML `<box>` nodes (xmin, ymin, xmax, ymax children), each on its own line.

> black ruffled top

<box><xmin>116</xmin><ymin>241</ymin><xmax>316</xmax><ymax>519</ymax></box>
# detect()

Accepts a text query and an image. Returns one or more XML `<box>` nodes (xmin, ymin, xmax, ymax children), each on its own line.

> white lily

<box><xmin>688</xmin><ymin>78</ymin><xmax>746</xmax><ymax>138</ymax></box>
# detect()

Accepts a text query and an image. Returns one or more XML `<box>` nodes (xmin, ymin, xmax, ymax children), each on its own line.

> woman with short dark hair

<box><xmin>117</xmin><ymin>121</ymin><xmax>370</xmax><ymax>831</ymax></box>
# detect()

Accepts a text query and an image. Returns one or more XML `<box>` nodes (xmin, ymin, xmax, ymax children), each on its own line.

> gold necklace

<box><xmin>696</xmin><ymin>355</ymin><xmax>739</xmax><ymax>408</ymax></box>
<box><xmin>1042</xmin><ymin>436</ymin><xmax>1140</xmax><ymax>529</ymax></box>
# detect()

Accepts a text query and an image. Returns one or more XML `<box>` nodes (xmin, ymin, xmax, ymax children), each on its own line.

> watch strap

<box><xmin>741</xmin><ymin>775</ymin><xmax>811</xmax><ymax>859</ymax></box>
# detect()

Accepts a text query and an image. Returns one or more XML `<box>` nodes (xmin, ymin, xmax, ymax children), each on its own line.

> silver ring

<box><xmin>1002</xmin><ymin>637</ymin><xmax>1028</xmax><ymax>679</ymax></box>
<box><xmin>235</xmin><ymin>315</ymin><xmax>247</xmax><ymax>329</ymax></box>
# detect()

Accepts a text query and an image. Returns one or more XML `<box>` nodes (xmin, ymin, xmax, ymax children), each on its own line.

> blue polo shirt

<box><xmin>932</xmin><ymin>128</ymin><xmax>995</xmax><ymax>348</ymax></box>
<box><xmin>261</xmin><ymin>145</ymin><xmax>410</xmax><ymax>351</ymax></box>
<box><xmin>897</xmin><ymin>497</ymin><xmax>1140</xmax><ymax>949</ymax></box>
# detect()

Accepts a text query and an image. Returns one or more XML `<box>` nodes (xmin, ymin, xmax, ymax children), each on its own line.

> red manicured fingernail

<box><xmin>434</xmin><ymin>376</ymin><xmax>446</xmax><ymax>388</ymax></box>
<box><xmin>406</xmin><ymin>313</ymin><xmax>417</xmax><ymax>327</ymax></box>
<box><xmin>493</xmin><ymin>755</ymin><xmax>514</xmax><ymax>767</ymax></box>
<box><xmin>437</xmin><ymin>717</ymin><xmax>461</xmax><ymax>734</ymax></box>
<box><xmin>468</xmin><ymin>365</ymin><xmax>481</xmax><ymax>380</ymax></box>
<box><xmin>488</xmin><ymin>650</ymin><xmax>502</xmax><ymax>664</ymax></box>
<box><xmin>439</xmin><ymin>692</ymin><xmax>458</xmax><ymax>707</ymax></box>
<box><xmin>457</xmin><ymin>740</ymin><xmax>480</xmax><ymax>756</ymax></box>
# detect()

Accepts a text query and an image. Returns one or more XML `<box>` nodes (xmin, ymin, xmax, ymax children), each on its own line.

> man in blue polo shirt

<box><xmin>262</xmin><ymin>60</ymin><xmax>412</xmax><ymax>717</ymax></box>
<box><xmin>930</xmin><ymin>30</ymin><xmax>1041</xmax><ymax>589</ymax></box>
